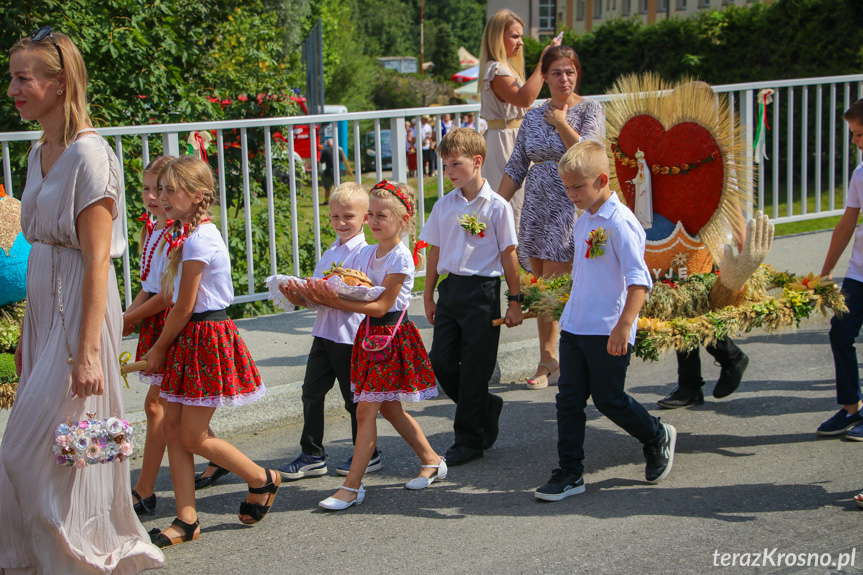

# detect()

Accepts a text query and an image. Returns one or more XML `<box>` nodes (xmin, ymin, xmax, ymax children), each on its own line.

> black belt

<box><xmin>190</xmin><ymin>308</ymin><xmax>229</xmax><ymax>322</ymax></box>
<box><xmin>446</xmin><ymin>274</ymin><xmax>500</xmax><ymax>283</ymax></box>
<box><xmin>369</xmin><ymin>310</ymin><xmax>408</xmax><ymax>326</ymax></box>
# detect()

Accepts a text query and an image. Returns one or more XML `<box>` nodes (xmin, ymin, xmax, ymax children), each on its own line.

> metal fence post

<box><xmin>162</xmin><ymin>132</ymin><xmax>180</xmax><ymax>157</ymax></box>
<box><xmin>391</xmin><ymin>116</ymin><xmax>407</xmax><ymax>183</ymax></box>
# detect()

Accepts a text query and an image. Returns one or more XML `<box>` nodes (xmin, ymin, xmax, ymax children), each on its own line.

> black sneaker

<box><xmin>657</xmin><ymin>387</ymin><xmax>704</xmax><ymax>409</ymax></box>
<box><xmin>713</xmin><ymin>353</ymin><xmax>750</xmax><ymax>398</ymax></box>
<box><xmin>534</xmin><ymin>469</ymin><xmax>585</xmax><ymax>501</ymax></box>
<box><xmin>644</xmin><ymin>423</ymin><xmax>677</xmax><ymax>484</ymax></box>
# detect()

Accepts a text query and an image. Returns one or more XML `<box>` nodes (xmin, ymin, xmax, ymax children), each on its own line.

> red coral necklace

<box><xmin>141</xmin><ymin>223</ymin><xmax>173</xmax><ymax>282</ymax></box>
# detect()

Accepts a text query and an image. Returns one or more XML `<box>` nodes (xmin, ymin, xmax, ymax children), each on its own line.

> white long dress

<box><xmin>0</xmin><ymin>133</ymin><xmax>165</xmax><ymax>574</ymax></box>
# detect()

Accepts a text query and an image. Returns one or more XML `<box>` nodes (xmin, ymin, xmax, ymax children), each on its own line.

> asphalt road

<box><xmin>136</xmin><ymin>315</ymin><xmax>863</xmax><ymax>575</ymax></box>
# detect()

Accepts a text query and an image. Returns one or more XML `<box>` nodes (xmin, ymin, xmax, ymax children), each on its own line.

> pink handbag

<box><xmin>361</xmin><ymin>307</ymin><xmax>407</xmax><ymax>361</ymax></box>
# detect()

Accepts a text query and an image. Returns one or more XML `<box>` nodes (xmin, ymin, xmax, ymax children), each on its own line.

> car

<box><xmin>361</xmin><ymin>129</ymin><xmax>392</xmax><ymax>173</ymax></box>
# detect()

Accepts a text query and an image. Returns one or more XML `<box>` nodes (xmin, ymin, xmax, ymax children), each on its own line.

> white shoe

<box><xmin>318</xmin><ymin>483</ymin><xmax>365</xmax><ymax>510</ymax></box>
<box><xmin>405</xmin><ymin>458</ymin><xmax>447</xmax><ymax>490</ymax></box>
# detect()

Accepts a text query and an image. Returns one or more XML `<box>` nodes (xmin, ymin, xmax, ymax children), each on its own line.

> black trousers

<box><xmin>300</xmin><ymin>337</ymin><xmax>358</xmax><ymax>457</ymax></box>
<box><xmin>557</xmin><ymin>332</ymin><xmax>662</xmax><ymax>475</ymax></box>
<box><xmin>676</xmin><ymin>337</ymin><xmax>744</xmax><ymax>390</ymax></box>
<box><xmin>429</xmin><ymin>275</ymin><xmax>501</xmax><ymax>450</ymax></box>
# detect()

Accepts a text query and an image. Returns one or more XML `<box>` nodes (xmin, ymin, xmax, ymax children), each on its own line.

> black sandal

<box><xmin>148</xmin><ymin>517</ymin><xmax>200</xmax><ymax>549</ymax></box>
<box><xmin>194</xmin><ymin>462</ymin><xmax>231</xmax><ymax>490</ymax></box>
<box><xmin>238</xmin><ymin>470</ymin><xmax>281</xmax><ymax>525</ymax></box>
<box><xmin>132</xmin><ymin>489</ymin><xmax>156</xmax><ymax>516</ymax></box>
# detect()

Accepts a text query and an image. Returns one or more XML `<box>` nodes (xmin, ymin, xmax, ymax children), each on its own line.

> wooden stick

<box><xmin>120</xmin><ymin>360</ymin><xmax>148</xmax><ymax>375</ymax></box>
<box><xmin>491</xmin><ymin>311</ymin><xmax>538</xmax><ymax>326</ymax></box>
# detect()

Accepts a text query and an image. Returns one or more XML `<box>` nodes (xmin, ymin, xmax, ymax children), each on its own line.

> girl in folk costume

<box><xmin>143</xmin><ymin>156</ymin><xmax>279</xmax><ymax>548</ymax></box>
<box><xmin>296</xmin><ymin>180</ymin><xmax>444</xmax><ymax>510</ymax></box>
<box><xmin>122</xmin><ymin>155</ymin><xmax>175</xmax><ymax>517</ymax></box>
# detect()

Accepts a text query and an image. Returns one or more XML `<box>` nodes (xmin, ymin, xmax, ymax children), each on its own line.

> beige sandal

<box><xmin>526</xmin><ymin>359</ymin><xmax>560</xmax><ymax>389</ymax></box>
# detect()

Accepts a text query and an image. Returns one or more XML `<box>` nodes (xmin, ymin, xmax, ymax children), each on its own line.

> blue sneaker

<box><xmin>817</xmin><ymin>409</ymin><xmax>863</xmax><ymax>436</ymax></box>
<box><xmin>278</xmin><ymin>453</ymin><xmax>327</xmax><ymax>480</ymax></box>
<box><xmin>847</xmin><ymin>421</ymin><xmax>863</xmax><ymax>441</ymax></box>
<box><xmin>336</xmin><ymin>451</ymin><xmax>382</xmax><ymax>476</ymax></box>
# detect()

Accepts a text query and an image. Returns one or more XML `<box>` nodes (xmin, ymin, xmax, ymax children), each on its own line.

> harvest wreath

<box><xmin>502</xmin><ymin>266</ymin><xmax>847</xmax><ymax>362</ymax></box>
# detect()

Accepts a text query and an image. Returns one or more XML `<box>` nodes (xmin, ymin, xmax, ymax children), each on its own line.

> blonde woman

<box><xmin>480</xmin><ymin>9</ymin><xmax>561</xmax><ymax>232</ymax></box>
<box><xmin>1</xmin><ymin>27</ymin><xmax>165</xmax><ymax>572</ymax></box>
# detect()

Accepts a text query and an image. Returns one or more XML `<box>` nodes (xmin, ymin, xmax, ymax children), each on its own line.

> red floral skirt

<box><xmin>351</xmin><ymin>320</ymin><xmax>437</xmax><ymax>403</ymax></box>
<box><xmin>160</xmin><ymin>318</ymin><xmax>265</xmax><ymax>407</ymax></box>
<box><xmin>135</xmin><ymin>307</ymin><xmax>171</xmax><ymax>386</ymax></box>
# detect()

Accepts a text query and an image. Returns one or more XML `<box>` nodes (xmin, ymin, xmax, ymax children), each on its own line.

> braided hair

<box><xmin>158</xmin><ymin>156</ymin><xmax>217</xmax><ymax>296</ymax></box>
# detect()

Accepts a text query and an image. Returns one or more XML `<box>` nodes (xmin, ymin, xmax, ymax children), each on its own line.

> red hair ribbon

<box><xmin>194</xmin><ymin>131</ymin><xmax>209</xmax><ymax>163</ymax></box>
<box><xmin>412</xmin><ymin>240</ymin><xmax>428</xmax><ymax>265</ymax></box>
<box><xmin>372</xmin><ymin>180</ymin><xmax>412</xmax><ymax>216</ymax></box>
<box><xmin>165</xmin><ymin>223</ymin><xmax>191</xmax><ymax>256</ymax></box>
<box><xmin>138</xmin><ymin>212</ymin><xmax>155</xmax><ymax>236</ymax></box>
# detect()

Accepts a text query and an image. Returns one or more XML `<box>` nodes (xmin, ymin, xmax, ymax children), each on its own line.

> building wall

<box><xmin>488</xmin><ymin>0</ymin><xmax>774</xmax><ymax>38</ymax></box>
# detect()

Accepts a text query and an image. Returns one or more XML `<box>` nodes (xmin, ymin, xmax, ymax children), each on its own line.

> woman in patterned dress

<box><xmin>498</xmin><ymin>46</ymin><xmax>606</xmax><ymax>390</ymax></box>
<box><xmin>296</xmin><ymin>181</ymin><xmax>443</xmax><ymax>510</ymax></box>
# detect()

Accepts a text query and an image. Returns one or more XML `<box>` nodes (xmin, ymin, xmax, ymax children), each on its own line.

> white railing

<box><xmin>2</xmin><ymin>74</ymin><xmax>862</xmax><ymax>307</ymax></box>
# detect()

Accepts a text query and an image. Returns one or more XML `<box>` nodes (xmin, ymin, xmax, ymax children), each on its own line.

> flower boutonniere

<box><xmin>457</xmin><ymin>212</ymin><xmax>486</xmax><ymax>237</ymax></box>
<box><xmin>585</xmin><ymin>227</ymin><xmax>608</xmax><ymax>259</ymax></box>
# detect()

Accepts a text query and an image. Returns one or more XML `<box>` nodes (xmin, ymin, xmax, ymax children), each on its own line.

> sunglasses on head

<box><xmin>30</xmin><ymin>26</ymin><xmax>65</xmax><ymax>70</ymax></box>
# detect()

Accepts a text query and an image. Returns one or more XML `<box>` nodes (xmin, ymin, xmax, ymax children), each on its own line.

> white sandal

<box><xmin>405</xmin><ymin>458</ymin><xmax>447</xmax><ymax>490</ymax></box>
<box><xmin>526</xmin><ymin>359</ymin><xmax>560</xmax><ymax>390</ymax></box>
<box><xmin>319</xmin><ymin>483</ymin><xmax>365</xmax><ymax>510</ymax></box>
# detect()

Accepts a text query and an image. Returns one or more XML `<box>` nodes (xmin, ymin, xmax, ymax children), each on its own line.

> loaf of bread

<box><xmin>324</xmin><ymin>267</ymin><xmax>373</xmax><ymax>288</ymax></box>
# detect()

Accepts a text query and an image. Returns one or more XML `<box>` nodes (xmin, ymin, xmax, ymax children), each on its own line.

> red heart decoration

<box><xmin>615</xmin><ymin>115</ymin><xmax>723</xmax><ymax>237</ymax></box>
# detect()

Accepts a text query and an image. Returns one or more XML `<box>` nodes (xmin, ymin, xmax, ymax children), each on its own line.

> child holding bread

<box><xmin>277</xmin><ymin>182</ymin><xmax>383</xmax><ymax>479</ymax></box>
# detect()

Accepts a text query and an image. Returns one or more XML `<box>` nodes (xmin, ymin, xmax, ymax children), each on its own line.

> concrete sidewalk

<box><xmin>0</xmin><ymin>229</ymin><xmax>849</xmax><ymax>441</ymax></box>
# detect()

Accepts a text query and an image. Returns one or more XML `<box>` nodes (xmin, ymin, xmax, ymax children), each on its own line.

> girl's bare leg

<box><xmin>158</xmin><ymin>401</ymin><xmax>200</xmax><ymax>540</ymax></box>
<box><xmin>177</xmin><ymin>405</ymin><xmax>272</xmax><ymax>523</ymax></box>
<box><xmin>379</xmin><ymin>401</ymin><xmax>440</xmax><ymax>478</ymax></box>
<box><xmin>329</xmin><ymin>401</ymin><xmax>381</xmax><ymax>503</ymax></box>
<box><xmin>132</xmin><ymin>385</ymin><xmax>166</xmax><ymax>501</ymax></box>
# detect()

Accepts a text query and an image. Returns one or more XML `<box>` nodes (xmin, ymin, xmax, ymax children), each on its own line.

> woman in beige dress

<box><xmin>0</xmin><ymin>28</ymin><xmax>165</xmax><ymax>574</ymax></box>
<box><xmin>480</xmin><ymin>9</ymin><xmax>561</xmax><ymax>234</ymax></box>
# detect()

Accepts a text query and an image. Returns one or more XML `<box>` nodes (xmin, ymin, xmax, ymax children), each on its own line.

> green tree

<box><xmin>429</xmin><ymin>22</ymin><xmax>460</xmax><ymax>80</ymax></box>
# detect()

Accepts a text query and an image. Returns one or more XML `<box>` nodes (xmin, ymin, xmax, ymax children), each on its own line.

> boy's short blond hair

<box><xmin>436</xmin><ymin>127</ymin><xmax>487</xmax><ymax>161</ymax></box>
<box><xmin>558</xmin><ymin>140</ymin><xmax>609</xmax><ymax>180</ymax></box>
<box><xmin>330</xmin><ymin>181</ymin><xmax>369</xmax><ymax>208</ymax></box>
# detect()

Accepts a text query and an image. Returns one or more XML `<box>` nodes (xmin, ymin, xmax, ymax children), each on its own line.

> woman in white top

<box><xmin>480</xmin><ymin>9</ymin><xmax>561</xmax><ymax>233</ymax></box>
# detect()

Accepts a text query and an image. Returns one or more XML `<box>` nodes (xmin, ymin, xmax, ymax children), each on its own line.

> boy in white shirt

<box><xmin>817</xmin><ymin>98</ymin><xmax>863</xmax><ymax>440</ymax></box>
<box><xmin>277</xmin><ymin>183</ymin><xmax>382</xmax><ymax>478</ymax></box>
<box><xmin>421</xmin><ymin>128</ymin><xmax>523</xmax><ymax>466</ymax></box>
<box><xmin>535</xmin><ymin>140</ymin><xmax>676</xmax><ymax>501</ymax></box>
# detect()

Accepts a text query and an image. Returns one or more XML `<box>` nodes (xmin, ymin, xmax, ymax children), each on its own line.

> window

<box><xmin>538</xmin><ymin>0</ymin><xmax>557</xmax><ymax>30</ymax></box>
<box><xmin>577</xmin><ymin>0</ymin><xmax>586</xmax><ymax>20</ymax></box>
<box><xmin>594</xmin><ymin>0</ymin><xmax>603</xmax><ymax>18</ymax></box>
<box><xmin>607</xmin><ymin>0</ymin><xmax>617</xmax><ymax>10</ymax></box>
<box><xmin>699</xmin><ymin>0</ymin><xmax>710</xmax><ymax>7</ymax></box>
<box><xmin>676</xmin><ymin>0</ymin><xmax>687</xmax><ymax>8</ymax></box>
<box><xmin>638</xmin><ymin>0</ymin><xmax>648</xmax><ymax>13</ymax></box>
<box><xmin>622</xmin><ymin>0</ymin><xmax>631</xmax><ymax>15</ymax></box>
<box><xmin>658</xmin><ymin>0</ymin><xmax>668</xmax><ymax>10</ymax></box>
